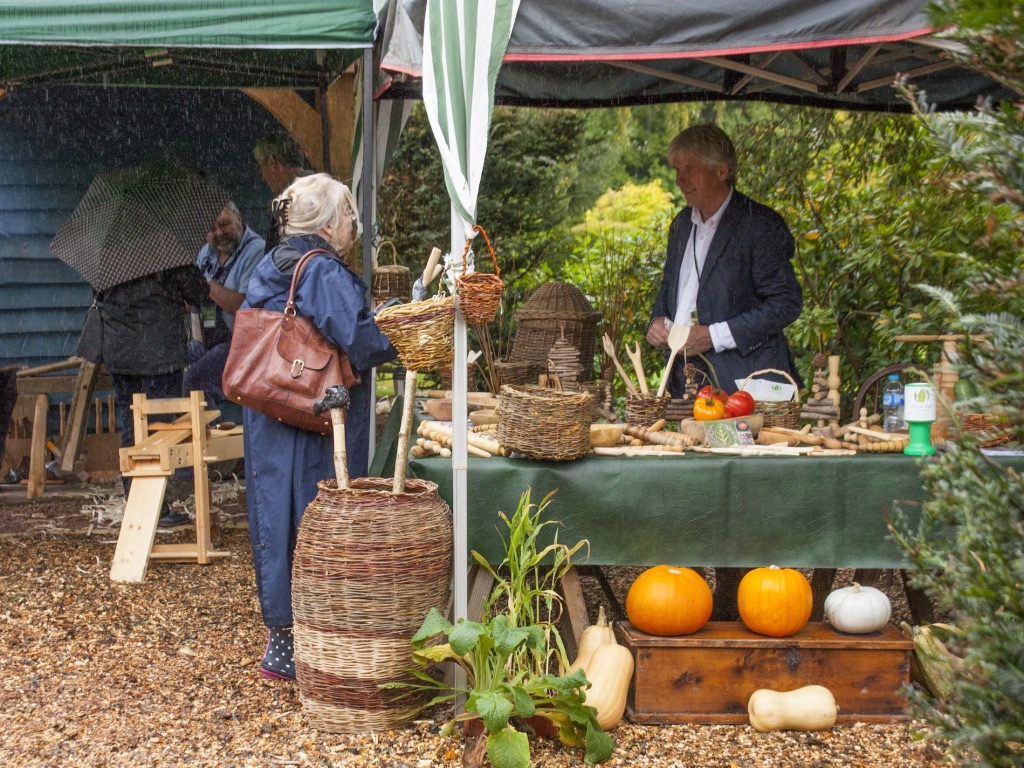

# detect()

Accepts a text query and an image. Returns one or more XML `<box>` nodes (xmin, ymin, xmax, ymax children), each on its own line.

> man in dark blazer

<box><xmin>647</xmin><ymin>124</ymin><xmax>803</xmax><ymax>620</ymax></box>
<box><xmin>647</xmin><ymin>124</ymin><xmax>803</xmax><ymax>397</ymax></box>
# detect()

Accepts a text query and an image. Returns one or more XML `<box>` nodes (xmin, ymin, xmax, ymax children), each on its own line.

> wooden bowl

<box><xmin>469</xmin><ymin>409</ymin><xmax>498</xmax><ymax>427</ymax></box>
<box><xmin>589</xmin><ymin>423</ymin><xmax>626</xmax><ymax>448</ymax></box>
<box><xmin>422</xmin><ymin>398</ymin><xmax>453</xmax><ymax>421</ymax></box>
<box><xmin>678</xmin><ymin>413</ymin><xmax>763</xmax><ymax>443</ymax></box>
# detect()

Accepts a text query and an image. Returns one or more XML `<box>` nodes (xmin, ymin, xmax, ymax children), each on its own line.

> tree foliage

<box><xmin>888</xmin><ymin>3</ymin><xmax>1024</xmax><ymax>765</ymax></box>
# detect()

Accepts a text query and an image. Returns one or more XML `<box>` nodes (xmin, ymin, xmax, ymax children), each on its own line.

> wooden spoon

<box><xmin>602</xmin><ymin>334</ymin><xmax>639</xmax><ymax>397</ymax></box>
<box><xmin>655</xmin><ymin>323</ymin><xmax>691</xmax><ymax>398</ymax></box>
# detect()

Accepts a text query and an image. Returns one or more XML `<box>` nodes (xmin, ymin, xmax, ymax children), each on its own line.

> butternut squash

<box><xmin>747</xmin><ymin>685</ymin><xmax>838</xmax><ymax>732</ymax></box>
<box><xmin>569</xmin><ymin>605</ymin><xmax>615</xmax><ymax>674</ymax></box>
<box><xmin>582</xmin><ymin>631</ymin><xmax>634</xmax><ymax>731</ymax></box>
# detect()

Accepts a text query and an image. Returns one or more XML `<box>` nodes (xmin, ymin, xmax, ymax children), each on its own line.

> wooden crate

<box><xmin>620</xmin><ymin>621</ymin><xmax>913</xmax><ymax>724</ymax></box>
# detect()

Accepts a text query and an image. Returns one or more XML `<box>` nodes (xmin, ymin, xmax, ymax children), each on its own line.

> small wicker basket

<box><xmin>371</xmin><ymin>241</ymin><xmax>412</xmax><ymax>305</ymax></box>
<box><xmin>375</xmin><ymin>294</ymin><xmax>456</xmax><ymax>371</ymax></box>
<box><xmin>626</xmin><ymin>394</ymin><xmax>670</xmax><ymax>427</ymax></box>
<box><xmin>496</xmin><ymin>384</ymin><xmax>593</xmax><ymax>461</ymax></box>
<box><xmin>741</xmin><ymin>368</ymin><xmax>801</xmax><ymax>430</ymax></box>
<box><xmin>456</xmin><ymin>225</ymin><xmax>503</xmax><ymax>325</ymax></box>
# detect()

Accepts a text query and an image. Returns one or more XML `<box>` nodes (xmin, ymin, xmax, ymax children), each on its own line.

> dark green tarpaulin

<box><xmin>0</xmin><ymin>1</ymin><xmax>376</xmax><ymax>89</ymax></box>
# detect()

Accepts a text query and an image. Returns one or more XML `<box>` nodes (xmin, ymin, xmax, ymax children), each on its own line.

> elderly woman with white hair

<box><xmin>240</xmin><ymin>173</ymin><xmax>397</xmax><ymax>680</ymax></box>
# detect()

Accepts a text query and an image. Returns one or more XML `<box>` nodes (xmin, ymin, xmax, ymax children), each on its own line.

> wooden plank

<box><xmin>556</xmin><ymin>566</ymin><xmax>590</xmax><ymax>662</ymax></box>
<box><xmin>59</xmin><ymin>361</ymin><xmax>98</xmax><ymax>473</ymax></box>
<box><xmin>25</xmin><ymin>394</ymin><xmax>48</xmax><ymax>500</ymax></box>
<box><xmin>190</xmin><ymin>391</ymin><xmax>211</xmax><ymax>564</ymax></box>
<box><xmin>149</xmin><ymin>545</ymin><xmax>232</xmax><ymax>562</ymax></box>
<box><xmin>622</xmin><ymin>621</ymin><xmax>913</xmax><ymax>724</ymax></box>
<box><xmin>17</xmin><ymin>372</ymin><xmax>113</xmax><ymax>395</ymax></box>
<box><xmin>110</xmin><ymin>476</ymin><xmax>168</xmax><ymax>583</ymax></box>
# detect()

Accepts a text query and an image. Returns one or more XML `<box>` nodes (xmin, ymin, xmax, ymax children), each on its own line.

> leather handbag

<box><xmin>221</xmin><ymin>249</ymin><xmax>360</xmax><ymax>434</ymax></box>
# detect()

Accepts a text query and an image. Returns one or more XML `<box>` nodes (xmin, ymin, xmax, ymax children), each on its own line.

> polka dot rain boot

<box><xmin>260</xmin><ymin>626</ymin><xmax>296</xmax><ymax>681</ymax></box>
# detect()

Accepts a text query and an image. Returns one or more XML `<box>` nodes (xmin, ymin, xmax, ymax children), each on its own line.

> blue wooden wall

<box><xmin>0</xmin><ymin>86</ymin><xmax>285</xmax><ymax>371</ymax></box>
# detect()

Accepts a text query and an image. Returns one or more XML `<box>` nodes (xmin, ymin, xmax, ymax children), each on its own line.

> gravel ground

<box><xmin>0</xmin><ymin>481</ymin><xmax>946</xmax><ymax>767</ymax></box>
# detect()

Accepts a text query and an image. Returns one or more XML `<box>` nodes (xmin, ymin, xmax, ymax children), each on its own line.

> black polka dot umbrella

<box><xmin>49</xmin><ymin>156</ymin><xmax>230</xmax><ymax>292</ymax></box>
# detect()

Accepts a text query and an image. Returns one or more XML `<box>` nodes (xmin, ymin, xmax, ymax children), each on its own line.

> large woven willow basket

<box><xmin>375</xmin><ymin>294</ymin><xmax>456</xmax><ymax>371</ymax></box>
<box><xmin>292</xmin><ymin>477</ymin><xmax>453</xmax><ymax>734</ymax></box>
<box><xmin>741</xmin><ymin>368</ymin><xmax>802</xmax><ymax>430</ymax></box>
<box><xmin>496</xmin><ymin>384</ymin><xmax>593</xmax><ymax>461</ymax></box>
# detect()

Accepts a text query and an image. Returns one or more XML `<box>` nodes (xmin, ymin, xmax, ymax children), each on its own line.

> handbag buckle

<box><xmin>291</xmin><ymin>358</ymin><xmax>305</xmax><ymax>377</ymax></box>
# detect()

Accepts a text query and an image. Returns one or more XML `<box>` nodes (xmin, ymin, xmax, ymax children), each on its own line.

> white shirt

<box><xmin>670</xmin><ymin>189</ymin><xmax>737</xmax><ymax>352</ymax></box>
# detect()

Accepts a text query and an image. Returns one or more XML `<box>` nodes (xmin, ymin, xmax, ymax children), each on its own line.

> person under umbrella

<box><xmin>50</xmin><ymin>156</ymin><xmax>229</xmax><ymax>528</ymax></box>
<box><xmin>240</xmin><ymin>173</ymin><xmax>397</xmax><ymax>680</ymax></box>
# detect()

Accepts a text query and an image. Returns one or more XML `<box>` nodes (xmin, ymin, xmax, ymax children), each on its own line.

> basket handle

<box><xmin>377</xmin><ymin>240</ymin><xmax>398</xmax><ymax>266</ymax></box>
<box><xmin>739</xmin><ymin>367</ymin><xmax>801</xmax><ymax>402</ymax></box>
<box><xmin>461</xmin><ymin>225</ymin><xmax>501</xmax><ymax>279</ymax></box>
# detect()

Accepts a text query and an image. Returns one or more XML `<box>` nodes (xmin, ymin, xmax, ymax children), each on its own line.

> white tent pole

<box><xmin>451</xmin><ymin>204</ymin><xmax>469</xmax><ymax>627</ymax></box>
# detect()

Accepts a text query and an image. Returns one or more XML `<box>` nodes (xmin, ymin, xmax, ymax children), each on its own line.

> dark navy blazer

<box><xmin>650</xmin><ymin>190</ymin><xmax>803</xmax><ymax>396</ymax></box>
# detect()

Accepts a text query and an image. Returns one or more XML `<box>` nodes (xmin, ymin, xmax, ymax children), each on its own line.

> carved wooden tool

<box><xmin>313</xmin><ymin>384</ymin><xmax>351</xmax><ymax>489</ymax></box>
<box><xmin>602</xmin><ymin>334</ymin><xmax>639</xmax><ymax>397</ymax></box>
<box><xmin>625</xmin><ymin>342</ymin><xmax>649</xmax><ymax>395</ymax></box>
<box><xmin>656</xmin><ymin>323</ymin><xmax>690</xmax><ymax>398</ymax></box>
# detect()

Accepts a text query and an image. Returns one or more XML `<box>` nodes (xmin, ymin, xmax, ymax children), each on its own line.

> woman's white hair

<box><xmin>277</xmin><ymin>173</ymin><xmax>361</xmax><ymax>240</ymax></box>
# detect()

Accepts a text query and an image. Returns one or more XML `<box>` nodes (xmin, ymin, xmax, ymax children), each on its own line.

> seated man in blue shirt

<box><xmin>183</xmin><ymin>202</ymin><xmax>265</xmax><ymax>409</ymax></box>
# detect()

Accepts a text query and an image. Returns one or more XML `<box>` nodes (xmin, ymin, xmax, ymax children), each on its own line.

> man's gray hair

<box><xmin>667</xmin><ymin>124</ymin><xmax>738</xmax><ymax>186</ymax></box>
<box><xmin>254</xmin><ymin>131</ymin><xmax>307</xmax><ymax>169</ymax></box>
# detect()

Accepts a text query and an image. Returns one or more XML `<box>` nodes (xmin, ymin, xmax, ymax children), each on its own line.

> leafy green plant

<box><xmin>888</xmin><ymin>4</ymin><xmax>1024</xmax><ymax>766</ymax></box>
<box><xmin>384</xmin><ymin>489</ymin><xmax>613</xmax><ymax>768</ymax></box>
<box><xmin>400</xmin><ymin>608</ymin><xmax>613</xmax><ymax>768</ymax></box>
<box><xmin>472</xmin><ymin>488</ymin><xmax>588</xmax><ymax>678</ymax></box>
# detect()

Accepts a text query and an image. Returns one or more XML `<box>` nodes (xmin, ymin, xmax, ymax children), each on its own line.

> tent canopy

<box><xmin>378</xmin><ymin>0</ymin><xmax>1013</xmax><ymax>111</ymax></box>
<box><xmin>0</xmin><ymin>1</ymin><xmax>376</xmax><ymax>89</ymax></box>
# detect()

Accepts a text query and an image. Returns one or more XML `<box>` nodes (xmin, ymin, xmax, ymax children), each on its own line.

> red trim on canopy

<box><xmin>502</xmin><ymin>26</ymin><xmax>938</xmax><ymax>63</ymax></box>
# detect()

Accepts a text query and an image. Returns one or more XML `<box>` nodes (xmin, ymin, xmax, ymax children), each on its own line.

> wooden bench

<box><xmin>110</xmin><ymin>391</ymin><xmax>244</xmax><ymax>583</ymax></box>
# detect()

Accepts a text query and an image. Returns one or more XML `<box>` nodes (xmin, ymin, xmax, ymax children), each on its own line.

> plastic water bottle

<box><xmin>882</xmin><ymin>374</ymin><xmax>906</xmax><ymax>432</ymax></box>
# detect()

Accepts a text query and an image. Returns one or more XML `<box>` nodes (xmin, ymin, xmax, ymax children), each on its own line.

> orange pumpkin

<box><xmin>737</xmin><ymin>565</ymin><xmax>813</xmax><ymax>637</ymax></box>
<box><xmin>626</xmin><ymin>565</ymin><xmax>713</xmax><ymax>636</ymax></box>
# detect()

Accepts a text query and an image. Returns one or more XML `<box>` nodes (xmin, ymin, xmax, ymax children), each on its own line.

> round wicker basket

<box><xmin>626</xmin><ymin>394</ymin><xmax>670</xmax><ymax>426</ymax></box>
<box><xmin>375</xmin><ymin>295</ymin><xmax>456</xmax><ymax>371</ymax></box>
<box><xmin>496</xmin><ymin>384</ymin><xmax>593</xmax><ymax>461</ymax></box>
<box><xmin>371</xmin><ymin>241</ymin><xmax>412</xmax><ymax>305</ymax></box>
<box><xmin>456</xmin><ymin>225</ymin><xmax>503</xmax><ymax>325</ymax></box>
<box><xmin>292</xmin><ymin>477</ymin><xmax>452</xmax><ymax>734</ymax></box>
<box><xmin>740</xmin><ymin>368</ymin><xmax>802</xmax><ymax>430</ymax></box>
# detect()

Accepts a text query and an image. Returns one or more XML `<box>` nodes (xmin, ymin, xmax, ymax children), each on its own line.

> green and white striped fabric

<box><xmin>421</xmin><ymin>0</ymin><xmax>520</xmax><ymax>237</ymax></box>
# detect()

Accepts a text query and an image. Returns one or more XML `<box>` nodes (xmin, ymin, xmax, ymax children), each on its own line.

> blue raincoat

<box><xmin>242</xmin><ymin>235</ymin><xmax>397</xmax><ymax>627</ymax></box>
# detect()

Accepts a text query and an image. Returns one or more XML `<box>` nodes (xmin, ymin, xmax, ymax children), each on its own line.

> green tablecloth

<box><xmin>370</xmin><ymin>405</ymin><xmax>1017</xmax><ymax>569</ymax></box>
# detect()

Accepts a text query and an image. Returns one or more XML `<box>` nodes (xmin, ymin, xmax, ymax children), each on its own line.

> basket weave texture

<box><xmin>371</xmin><ymin>241</ymin><xmax>412</xmax><ymax>305</ymax></box>
<box><xmin>456</xmin><ymin>225</ymin><xmax>503</xmax><ymax>325</ymax></box>
<box><xmin>960</xmin><ymin>412</ymin><xmax>1013</xmax><ymax>447</ymax></box>
<box><xmin>496</xmin><ymin>384</ymin><xmax>593</xmax><ymax>461</ymax></box>
<box><xmin>741</xmin><ymin>367</ymin><xmax>801</xmax><ymax>429</ymax></box>
<box><xmin>493</xmin><ymin>359</ymin><xmax>546</xmax><ymax>388</ymax></box>
<box><xmin>506</xmin><ymin>282</ymin><xmax>601</xmax><ymax>382</ymax></box>
<box><xmin>626</xmin><ymin>394</ymin><xmax>670</xmax><ymax>427</ymax></box>
<box><xmin>375</xmin><ymin>295</ymin><xmax>456</xmax><ymax>371</ymax></box>
<box><xmin>292</xmin><ymin>477</ymin><xmax>453</xmax><ymax>734</ymax></box>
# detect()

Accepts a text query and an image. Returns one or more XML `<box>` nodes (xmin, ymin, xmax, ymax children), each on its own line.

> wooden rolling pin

<box><xmin>757</xmin><ymin>426</ymin><xmax>845</xmax><ymax>448</ymax></box>
<box><xmin>593</xmin><ymin>446</ymin><xmax>687</xmax><ymax>457</ymax></box>
<box><xmin>842</xmin><ymin>438</ymin><xmax>909</xmax><ymax>452</ymax></box>
<box><xmin>845</xmin><ymin>425</ymin><xmax>909</xmax><ymax>442</ymax></box>
<box><xmin>417</xmin><ymin>423</ymin><xmax>491</xmax><ymax>458</ymax></box>
<box><xmin>624</xmin><ymin>423</ymin><xmax>697</xmax><ymax>447</ymax></box>
<box><xmin>834</xmin><ymin>412</ymin><xmax>880</xmax><ymax>438</ymax></box>
<box><xmin>419</xmin><ymin>420</ymin><xmax>506</xmax><ymax>457</ymax></box>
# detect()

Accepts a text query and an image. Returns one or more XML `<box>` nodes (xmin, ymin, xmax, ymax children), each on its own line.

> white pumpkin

<box><xmin>823</xmin><ymin>582</ymin><xmax>892</xmax><ymax>634</ymax></box>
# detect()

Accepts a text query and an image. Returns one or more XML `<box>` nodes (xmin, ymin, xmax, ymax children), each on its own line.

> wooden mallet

<box><xmin>313</xmin><ymin>384</ymin><xmax>351</xmax><ymax>489</ymax></box>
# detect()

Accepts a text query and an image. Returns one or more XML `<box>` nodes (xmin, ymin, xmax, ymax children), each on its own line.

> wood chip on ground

<box><xmin>0</xmin><ymin>480</ymin><xmax>947</xmax><ymax>767</ymax></box>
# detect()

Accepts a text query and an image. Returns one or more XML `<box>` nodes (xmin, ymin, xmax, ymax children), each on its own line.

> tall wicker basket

<box><xmin>292</xmin><ymin>477</ymin><xmax>453</xmax><ymax>733</ymax></box>
<box><xmin>371</xmin><ymin>241</ymin><xmax>412</xmax><ymax>306</ymax></box>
